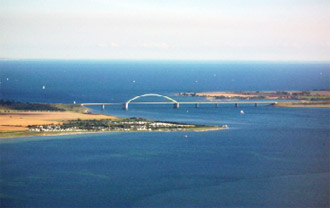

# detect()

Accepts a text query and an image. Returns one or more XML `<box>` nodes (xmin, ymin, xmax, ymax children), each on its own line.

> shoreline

<box><xmin>177</xmin><ymin>90</ymin><xmax>330</xmax><ymax>104</ymax></box>
<box><xmin>0</xmin><ymin>127</ymin><xmax>228</xmax><ymax>139</ymax></box>
<box><xmin>275</xmin><ymin>105</ymin><xmax>330</xmax><ymax>107</ymax></box>
<box><xmin>0</xmin><ymin>110</ymin><xmax>228</xmax><ymax>139</ymax></box>
<box><xmin>271</xmin><ymin>102</ymin><xmax>330</xmax><ymax>108</ymax></box>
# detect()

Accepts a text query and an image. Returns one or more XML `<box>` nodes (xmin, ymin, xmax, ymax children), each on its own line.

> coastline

<box><xmin>275</xmin><ymin>105</ymin><xmax>330</xmax><ymax>107</ymax></box>
<box><xmin>0</xmin><ymin>126</ymin><xmax>228</xmax><ymax>139</ymax></box>
<box><xmin>177</xmin><ymin>90</ymin><xmax>330</xmax><ymax>105</ymax></box>
<box><xmin>272</xmin><ymin>102</ymin><xmax>330</xmax><ymax>108</ymax></box>
<box><xmin>0</xmin><ymin>110</ymin><xmax>228</xmax><ymax>139</ymax></box>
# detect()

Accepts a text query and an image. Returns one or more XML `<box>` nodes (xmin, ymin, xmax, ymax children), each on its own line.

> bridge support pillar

<box><xmin>123</xmin><ymin>102</ymin><xmax>128</xmax><ymax>110</ymax></box>
<box><xmin>235</xmin><ymin>103</ymin><xmax>238</xmax><ymax>108</ymax></box>
<box><xmin>102</xmin><ymin>104</ymin><xmax>105</xmax><ymax>110</ymax></box>
<box><xmin>216</xmin><ymin>103</ymin><xmax>219</xmax><ymax>108</ymax></box>
<box><xmin>195</xmin><ymin>103</ymin><xmax>199</xmax><ymax>108</ymax></box>
<box><xmin>255</xmin><ymin>103</ymin><xmax>258</xmax><ymax>107</ymax></box>
<box><xmin>174</xmin><ymin>103</ymin><xmax>180</xmax><ymax>109</ymax></box>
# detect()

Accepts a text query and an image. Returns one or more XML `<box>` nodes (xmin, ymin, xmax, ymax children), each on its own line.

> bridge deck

<box><xmin>81</xmin><ymin>101</ymin><xmax>276</xmax><ymax>106</ymax></box>
<box><xmin>80</xmin><ymin>93</ymin><xmax>276</xmax><ymax>109</ymax></box>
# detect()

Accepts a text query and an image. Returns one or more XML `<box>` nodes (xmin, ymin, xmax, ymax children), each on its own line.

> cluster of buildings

<box><xmin>28</xmin><ymin>120</ymin><xmax>197</xmax><ymax>132</ymax></box>
<box><xmin>29</xmin><ymin>125</ymin><xmax>85</xmax><ymax>132</ymax></box>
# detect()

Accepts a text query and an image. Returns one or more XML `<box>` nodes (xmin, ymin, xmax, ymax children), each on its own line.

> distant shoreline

<box><xmin>271</xmin><ymin>102</ymin><xmax>330</xmax><ymax>107</ymax></box>
<box><xmin>177</xmin><ymin>90</ymin><xmax>330</xmax><ymax>107</ymax></box>
<box><xmin>177</xmin><ymin>90</ymin><xmax>330</xmax><ymax>101</ymax></box>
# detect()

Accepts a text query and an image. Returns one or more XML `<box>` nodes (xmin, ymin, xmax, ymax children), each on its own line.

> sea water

<box><xmin>0</xmin><ymin>61</ymin><xmax>329</xmax><ymax>207</ymax></box>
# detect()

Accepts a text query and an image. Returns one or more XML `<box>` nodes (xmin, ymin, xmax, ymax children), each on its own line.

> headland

<box><xmin>0</xmin><ymin>100</ymin><xmax>227</xmax><ymax>138</ymax></box>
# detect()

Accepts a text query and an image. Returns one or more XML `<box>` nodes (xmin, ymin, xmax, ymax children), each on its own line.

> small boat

<box><xmin>184</xmin><ymin>135</ymin><xmax>188</xmax><ymax>138</ymax></box>
<box><xmin>240</xmin><ymin>110</ymin><xmax>244</xmax><ymax>114</ymax></box>
<box><xmin>42</xmin><ymin>85</ymin><xmax>46</xmax><ymax>90</ymax></box>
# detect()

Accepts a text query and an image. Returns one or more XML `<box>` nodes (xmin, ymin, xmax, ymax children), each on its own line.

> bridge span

<box><xmin>80</xmin><ymin>93</ymin><xmax>277</xmax><ymax>110</ymax></box>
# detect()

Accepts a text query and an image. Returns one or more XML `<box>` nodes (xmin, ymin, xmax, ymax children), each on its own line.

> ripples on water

<box><xmin>1</xmin><ymin>105</ymin><xmax>329</xmax><ymax>207</ymax></box>
<box><xmin>0</xmin><ymin>61</ymin><xmax>329</xmax><ymax>206</ymax></box>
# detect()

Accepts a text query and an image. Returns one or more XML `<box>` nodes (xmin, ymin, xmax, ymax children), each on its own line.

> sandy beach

<box><xmin>191</xmin><ymin>92</ymin><xmax>258</xmax><ymax>98</ymax></box>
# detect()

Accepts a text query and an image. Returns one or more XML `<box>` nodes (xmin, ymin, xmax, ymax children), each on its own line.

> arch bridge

<box><xmin>124</xmin><ymin>93</ymin><xmax>179</xmax><ymax>110</ymax></box>
<box><xmin>80</xmin><ymin>93</ymin><xmax>276</xmax><ymax>110</ymax></box>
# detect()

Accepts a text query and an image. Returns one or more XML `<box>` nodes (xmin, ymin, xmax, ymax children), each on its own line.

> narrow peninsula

<box><xmin>0</xmin><ymin>100</ymin><xmax>227</xmax><ymax>138</ymax></box>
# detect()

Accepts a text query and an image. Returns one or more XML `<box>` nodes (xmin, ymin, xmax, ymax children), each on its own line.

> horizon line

<box><xmin>0</xmin><ymin>58</ymin><xmax>329</xmax><ymax>63</ymax></box>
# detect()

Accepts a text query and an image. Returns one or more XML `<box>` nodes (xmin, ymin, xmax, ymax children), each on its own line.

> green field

<box><xmin>300</xmin><ymin>96</ymin><xmax>330</xmax><ymax>101</ymax></box>
<box><xmin>273</xmin><ymin>101</ymin><xmax>330</xmax><ymax>107</ymax></box>
<box><xmin>0</xmin><ymin>100</ymin><xmax>88</xmax><ymax>113</ymax></box>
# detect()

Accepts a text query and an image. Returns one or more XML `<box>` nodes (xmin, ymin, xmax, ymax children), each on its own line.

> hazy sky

<box><xmin>1</xmin><ymin>0</ymin><xmax>329</xmax><ymax>60</ymax></box>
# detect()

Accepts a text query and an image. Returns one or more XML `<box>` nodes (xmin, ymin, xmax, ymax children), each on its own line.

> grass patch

<box><xmin>0</xmin><ymin>131</ymin><xmax>44</xmax><ymax>138</ymax></box>
<box><xmin>273</xmin><ymin>101</ymin><xmax>330</xmax><ymax>107</ymax></box>
<box><xmin>300</xmin><ymin>96</ymin><xmax>330</xmax><ymax>101</ymax></box>
<box><xmin>0</xmin><ymin>100</ymin><xmax>88</xmax><ymax>113</ymax></box>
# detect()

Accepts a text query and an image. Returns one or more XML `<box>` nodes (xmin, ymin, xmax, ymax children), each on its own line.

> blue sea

<box><xmin>0</xmin><ymin>60</ymin><xmax>329</xmax><ymax>207</ymax></box>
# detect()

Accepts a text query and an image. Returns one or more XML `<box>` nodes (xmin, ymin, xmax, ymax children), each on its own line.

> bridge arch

<box><xmin>126</xmin><ymin>93</ymin><xmax>178</xmax><ymax>105</ymax></box>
